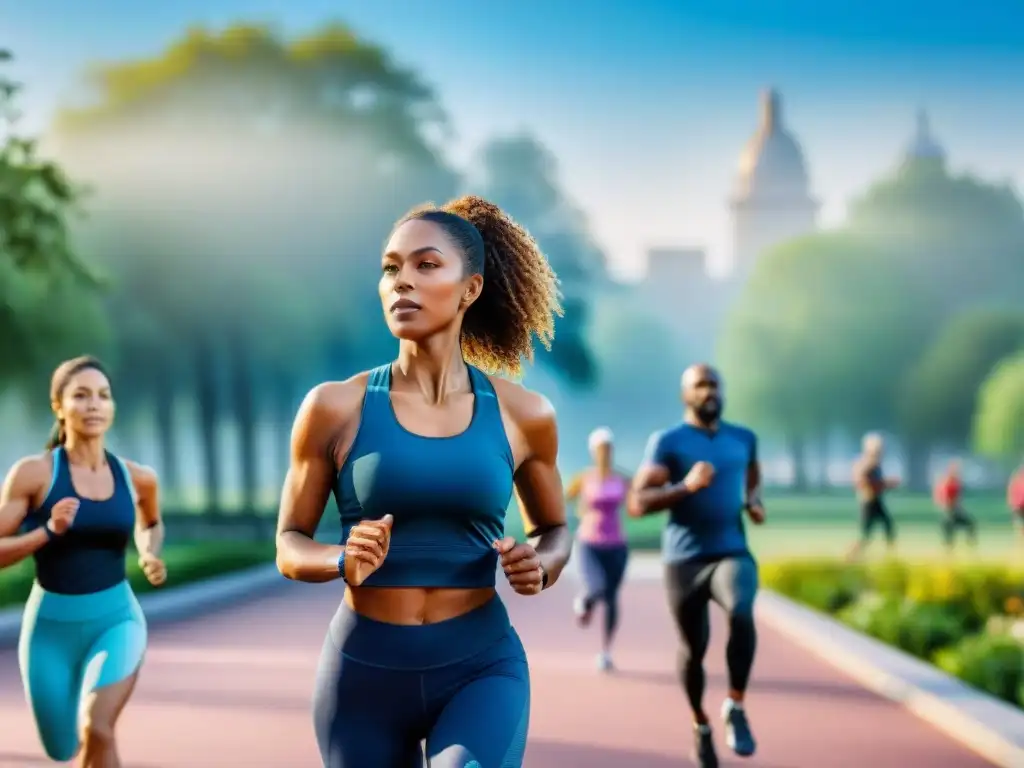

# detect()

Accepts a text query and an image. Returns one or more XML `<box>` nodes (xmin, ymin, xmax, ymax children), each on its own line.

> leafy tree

<box><xmin>899</xmin><ymin>309</ymin><xmax>1024</xmax><ymax>450</ymax></box>
<box><xmin>721</xmin><ymin>134</ymin><xmax>1024</xmax><ymax>488</ymax></box>
<box><xmin>719</xmin><ymin>230</ymin><xmax>923</xmax><ymax>486</ymax></box>
<box><xmin>52</xmin><ymin>24</ymin><xmax>460</xmax><ymax>511</ymax></box>
<box><xmin>0</xmin><ymin>48</ymin><xmax>108</xmax><ymax>395</ymax></box>
<box><xmin>469</xmin><ymin>134</ymin><xmax>604</xmax><ymax>386</ymax></box>
<box><xmin>588</xmin><ymin>291</ymin><xmax>683</xmax><ymax>414</ymax></box>
<box><xmin>848</xmin><ymin>145</ymin><xmax>1024</xmax><ymax>312</ymax></box>
<box><xmin>848</xmin><ymin>145</ymin><xmax>1024</xmax><ymax>483</ymax></box>
<box><xmin>972</xmin><ymin>352</ymin><xmax>1024</xmax><ymax>460</ymax></box>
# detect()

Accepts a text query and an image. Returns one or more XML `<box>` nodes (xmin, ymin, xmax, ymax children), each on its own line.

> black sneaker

<box><xmin>693</xmin><ymin>724</ymin><xmax>718</xmax><ymax>768</ymax></box>
<box><xmin>722</xmin><ymin>699</ymin><xmax>757</xmax><ymax>757</ymax></box>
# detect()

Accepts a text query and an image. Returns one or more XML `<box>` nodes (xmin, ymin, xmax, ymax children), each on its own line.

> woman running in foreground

<box><xmin>0</xmin><ymin>356</ymin><xmax>166</xmax><ymax>767</ymax></box>
<box><xmin>275</xmin><ymin>195</ymin><xmax>572</xmax><ymax>768</ymax></box>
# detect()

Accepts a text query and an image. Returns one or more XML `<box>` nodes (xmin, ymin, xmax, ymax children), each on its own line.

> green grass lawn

<box><xmin>505</xmin><ymin>492</ymin><xmax>1022</xmax><ymax>563</ymax></box>
<box><xmin>0</xmin><ymin>540</ymin><xmax>274</xmax><ymax>610</ymax></box>
<box><xmin>3</xmin><ymin>493</ymin><xmax>1015</xmax><ymax>612</ymax></box>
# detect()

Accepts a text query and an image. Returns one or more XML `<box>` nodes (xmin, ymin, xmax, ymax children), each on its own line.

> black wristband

<box><xmin>43</xmin><ymin>524</ymin><xmax>57</xmax><ymax>542</ymax></box>
<box><xmin>336</xmin><ymin>550</ymin><xmax>348</xmax><ymax>584</ymax></box>
<box><xmin>540</xmin><ymin>566</ymin><xmax>549</xmax><ymax>590</ymax></box>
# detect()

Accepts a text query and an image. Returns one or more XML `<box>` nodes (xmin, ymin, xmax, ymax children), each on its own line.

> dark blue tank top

<box><xmin>333</xmin><ymin>363</ymin><xmax>515</xmax><ymax>588</ymax></box>
<box><xmin>866</xmin><ymin>463</ymin><xmax>885</xmax><ymax>493</ymax></box>
<box><xmin>25</xmin><ymin>448</ymin><xmax>138</xmax><ymax>595</ymax></box>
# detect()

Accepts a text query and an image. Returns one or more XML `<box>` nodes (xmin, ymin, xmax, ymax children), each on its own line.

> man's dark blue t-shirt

<box><xmin>642</xmin><ymin>422</ymin><xmax>757</xmax><ymax>564</ymax></box>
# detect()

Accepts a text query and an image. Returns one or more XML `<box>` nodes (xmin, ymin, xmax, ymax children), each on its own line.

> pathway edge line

<box><xmin>0</xmin><ymin>562</ymin><xmax>285</xmax><ymax>648</ymax></box>
<box><xmin>756</xmin><ymin>589</ymin><xmax>1024</xmax><ymax>768</ymax></box>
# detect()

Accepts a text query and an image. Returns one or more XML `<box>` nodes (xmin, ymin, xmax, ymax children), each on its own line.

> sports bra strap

<box><xmin>467</xmin><ymin>366</ymin><xmax>504</xmax><ymax>429</ymax></box>
<box><xmin>111</xmin><ymin>453</ymin><xmax>139</xmax><ymax>505</ymax></box>
<box><xmin>364</xmin><ymin>364</ymin><xmax>392</xmax><ymax>398</ymax></box>
<box><xmin>45</xmin><ymin>447</ymin><xmax>64</xmax><ymax>500</ymax></box>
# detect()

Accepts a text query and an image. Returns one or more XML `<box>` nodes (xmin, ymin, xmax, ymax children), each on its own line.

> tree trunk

<box><xmin>153</xmin><ymin>372</ymin><xmax>181</xmax><ymax>503</ymax></box>
<box><xmin>229</xmin><ymin>336</ymin><xmax>259</xmax><ymax>515</ymax></box>
<box><xmin>903</xmin><ymin>439</ymin><xmax>931</xmax><ymax>492</ymax></box>
<box><xmin>788</xmin><ymin>433</ymin><xmax>808</xmax><ymax>492</ymax></box>
<box><xmin>817</xmin><ymin>432</ymin><xmax>831</xmax><ymax>491</ymax></box>
<box><xmin>270</xmin><ymin>371</ymin><xmax>296</xmax><ymax>486</ymax></box>
<box><xmin>194</xmin><ymin>337</ymin><xmax>222</xmax><ymax>515</ymax></box>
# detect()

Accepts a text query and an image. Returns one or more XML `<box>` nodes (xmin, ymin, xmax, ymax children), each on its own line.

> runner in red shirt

<box><xmin>933</xmin><ymin>459</ymin><xmax>976</xmax><ymax>553</ymax></box>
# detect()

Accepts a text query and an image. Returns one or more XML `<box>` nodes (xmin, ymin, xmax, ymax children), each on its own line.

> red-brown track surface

<box><xmin>0</xmin><ymin>569</ymin><xmax>993</xmax><ymax>767</ymax></box>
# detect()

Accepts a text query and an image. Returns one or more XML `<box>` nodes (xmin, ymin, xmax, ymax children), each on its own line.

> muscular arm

<box><xmin>128</xmin><ymin>463</ymin><xmax>164</xmax><ymax>560</ymax></box>
<box><xmin>0</xmin><ymin>458</ymin><xmax>50</xmax><ymax>569</ymax></box>
<box><xmin>628</xmin><ymin>464</ymin><xmax>691</xmax><ymax>517</ymax></box>
<box><xmin>628</xmin><ymin>431</ymin><xmax>688</xmax><ymax>517</ymax></box>
<box><xmin>276</xmin><ymin>382</ymin><xmax>358</xmax><ymax>583</ymax></box>
<box><xmin>508</xmin><ymin>390</ymin><xmax>571</xmax><ymax>589</ymax></box>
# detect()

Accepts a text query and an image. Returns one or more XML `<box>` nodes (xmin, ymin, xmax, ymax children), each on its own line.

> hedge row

<box><xmin>761</xmin><ymin>559</ymin><xmax>1024</xmax><ymax>708</ymax></box>
<box><xmin>0</xmin><ymin>541</ymin><xmax>275</xmax><ymax>609</ymax></box>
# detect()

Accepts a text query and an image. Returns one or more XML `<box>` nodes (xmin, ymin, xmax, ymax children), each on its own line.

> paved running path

<box><xmin>0</xmin><ymin>570</ymin><xmax>993</xmax><ymax>767</ymax></box>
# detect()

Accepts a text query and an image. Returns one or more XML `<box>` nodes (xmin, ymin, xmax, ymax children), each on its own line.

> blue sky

<box><xmin>6</xmin><ymin>0</ymin><xmax>1024</xmax><ymax>278</ymax></box>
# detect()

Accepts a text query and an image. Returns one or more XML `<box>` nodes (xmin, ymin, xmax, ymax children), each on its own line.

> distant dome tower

<box><xmin>729</xmin><ymin>88</ymin><xmax>818</xmax><ymax>281</ymax></box>
<box><xmin>901</xmin><ymin>108</ymin><xmax>946</xmax><ymax>171</ymax></box>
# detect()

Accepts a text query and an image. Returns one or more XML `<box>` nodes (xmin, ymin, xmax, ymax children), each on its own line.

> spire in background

<box><xmin>905</xmin><ymin>107</ymin><xmax>946</xmax><ymax>164</ymax></box>
<box><xmin>760</xmin><ymin>88</ymin><xmax>781</xmax><ymax>134</ymax></box>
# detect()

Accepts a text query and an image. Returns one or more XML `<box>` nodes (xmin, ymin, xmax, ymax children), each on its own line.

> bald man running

<box><xmin>629</xmin><ymin>364</ymin><xmax>764</xmax><ymax>768</ymax></box>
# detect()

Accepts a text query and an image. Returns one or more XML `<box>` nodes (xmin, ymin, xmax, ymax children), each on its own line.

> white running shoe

<box><xmin>596</xmin><ymin>651</ymin><xmax>614</xmax><ymax>672</ymax></box>
<box><xmin>573</xmin><ymin>596</ymin><xmax>593</xmax><ymax>627</ymax></box>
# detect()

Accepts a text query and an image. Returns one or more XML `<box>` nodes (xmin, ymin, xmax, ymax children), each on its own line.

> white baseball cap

<box><xmin>588</xmin><ymin>427</ymin><xmax>614</xmax><ymax>453</ymax></box>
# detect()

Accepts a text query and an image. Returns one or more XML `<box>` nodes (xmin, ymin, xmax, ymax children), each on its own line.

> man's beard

<box><xmin>696</xmin><ymin>398</ymin><xmax>722</xmax><ymax>424</ymax></box>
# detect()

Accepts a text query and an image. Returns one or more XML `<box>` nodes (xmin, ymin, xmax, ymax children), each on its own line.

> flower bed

<box><xmin>761</xmin><ymin>559</ymin><xmax>1024</xmax><ymax>708</ymax></box>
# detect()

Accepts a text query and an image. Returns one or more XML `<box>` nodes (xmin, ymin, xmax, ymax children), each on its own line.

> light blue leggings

<box><xmin>18</xmin><ymin>580</ymin><xmax>148</xmax><ymax>761</ymax></box>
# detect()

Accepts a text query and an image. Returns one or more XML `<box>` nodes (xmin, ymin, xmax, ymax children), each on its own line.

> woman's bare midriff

<box><xmin>344</xmin><ymin>585</ymin><xmax>496</xmax><ymax>625</ymax></box>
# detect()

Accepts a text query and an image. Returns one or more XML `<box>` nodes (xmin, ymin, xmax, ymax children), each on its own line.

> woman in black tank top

<box><xmin>0</xmin><ymin>356</ymin><xmax>167</xmax><ymax>766</ymax></box>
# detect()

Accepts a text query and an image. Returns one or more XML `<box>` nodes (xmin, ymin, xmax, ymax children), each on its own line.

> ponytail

<box><xmin>45</xmin><ymin>419</ymin><xmax>66</xmax><ymax>451</ymax></box>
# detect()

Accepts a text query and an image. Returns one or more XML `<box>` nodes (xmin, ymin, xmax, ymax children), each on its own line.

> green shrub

<box><xmin>760</xmin><ymin>559</ymin><xmax>866</xmax><ymax>613</ymax></box>
<box><xmin>934</xmin><ymin>633</ymin><xmax>1024</xmax><ymax>706</ymax></box>
<box><xmin>897</xmin><ymin>602</ymin><xmax>969</xmax><ymax>658</ymax></box>
<box><xmin>836</xmin><ymin>593</ymin><xmax>965</xmax><ymax>658</ymax></box>
<box><xmin>763</xmin><ymin>558</ymin><xmax>1024</xmax><ymax>628</ymax></box>
<box><xmin>903</xmin><ymin>563</ymin><xmax>1024</xmax><ymax>632</ymax></box>
<box><xmin>0</xmin><ymin>541</ymin><xmax>274</xmax><ymax>609</ymax></box>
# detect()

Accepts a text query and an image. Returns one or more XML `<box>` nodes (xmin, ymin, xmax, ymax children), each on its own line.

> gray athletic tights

<box><xmin>665</xmin><ymin>555</ymin><xmax>759</xmax><ymax>715</ymax></box>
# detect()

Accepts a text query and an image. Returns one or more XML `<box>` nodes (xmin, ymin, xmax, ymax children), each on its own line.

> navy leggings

<box><xmin>313</xmin><ymin>596</ymin><xmax>529</xmax><ymax>768</ymax></box>
<box><xmin>576</xmin><ymin>541</ymin><xmax>629</xmax><ymax>646</ymax></box>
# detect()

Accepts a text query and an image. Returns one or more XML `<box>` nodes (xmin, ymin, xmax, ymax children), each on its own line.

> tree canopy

<box><xmin>972</xmin><ymin>352</ymin><xmax>1024</xmax><ymax>461</ymax></box>
<box><xmin>0</xmin><ymin>48</ymin><xmax>108</xmax><ymax>397</ymax></box>
<box><xmin>468</xmin><ymin>134</ymin><xmax>605</xmax><ymax>386</ymax></box>
<box><xmin>899</xmin><ymin>309</ymin><xmax>1024</xmax><ymax>450</ymax></box>
<box><xmin>718</xmin><ymin>134</ymin><xmax>1024</xmax><ymax>485</ymax></box>
<box><xmin>718</xmin><ymin>229</ymin><xmax>922</xmax><ymax>438</ymax></box>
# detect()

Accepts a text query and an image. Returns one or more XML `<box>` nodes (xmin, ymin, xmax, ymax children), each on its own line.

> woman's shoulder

<box><xmin>118</xmin><ymin>458</ymin><xmax>159</xmax><ymax>494</ymax></box>
<box><xmin>3</xmin><ymin>453</ymin><xmax>53</xmax><ymax>495</ymax></box>
<box><xmin>485</xmin><ymin>375</ymin><xmax>555</xmax><ymax>428</ymax></box>
<box><xmin>301</xmin><ymin>372</ymin><xmax>374</xmax><ymax>423</ymax></box>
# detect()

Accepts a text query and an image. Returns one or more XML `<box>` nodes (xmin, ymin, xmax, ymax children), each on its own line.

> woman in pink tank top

<box><xmin>1009</xmin><ymin>465</ymin><xmax>1024</xmax><ymax>541</ymax></box>
<box><xmin>566</xmin><ymin>427</ymin><xmax>630</xmax><ymax>672</ymax></box>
